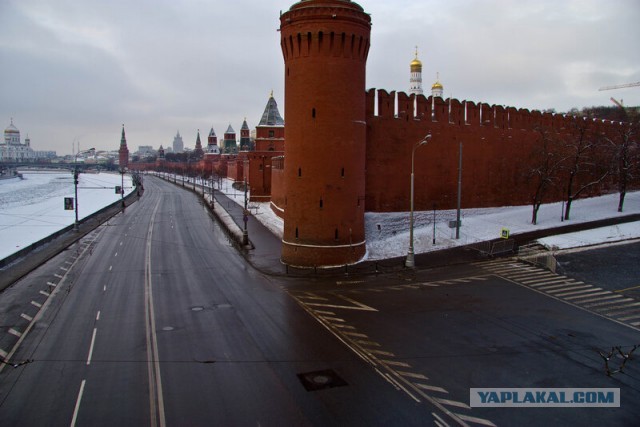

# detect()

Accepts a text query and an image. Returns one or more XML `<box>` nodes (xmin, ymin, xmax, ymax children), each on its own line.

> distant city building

<box><xmin>173</xmin><ymin>131</ymin><xmax>184</xmax><ymax>153</ymax></box>
<box><xmin>207</xmin><ymin>127</ymin><xmax>220</xmax><ymax>154</ymax></box>
<box><xmin>254</xmin><ymin>92</ymin><xmax>285</xmax><ymax>152</ymax></box>
<box><xmin>240</xmin><ymin>119</ymin><xmax>252</xmax><ymax>151</ymax></box>
<box><xmin>0</xmin><ymin>118</ymin><xmax>50</xmax><ymax>162</ymax></box>
<box><xmin>223</xmin><ymin>124</ymin><xmax>237</xmax><ymax>153</ymax></box>
<box><xmin>409</xmin><ymin>47</ymin><xmax>423</xmax><ymax>96</ymax></box>
<box><xmin>194</xmin><ymin>130</ymin><xmax>204</xmax><ymax>157</ymax></box>
<box><xmin>432</xmin><ymin>72</ymin><xmax>444</xmax><ymax>98</ymax></box>
<box><xmin>137</xmin><ymin>145</ymin><xmax>154</xmax><ymax>156</ymax></box>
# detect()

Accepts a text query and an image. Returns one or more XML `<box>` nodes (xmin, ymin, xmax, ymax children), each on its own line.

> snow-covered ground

<box><xmin>213</xmin><ymin>176</ymin><xmax>640</xmax><ymax>259</ymax></box>
<box><xmin>0</xmin><ymin>170</ymin><xmax>134</xmax><ymax>260</ymax></box>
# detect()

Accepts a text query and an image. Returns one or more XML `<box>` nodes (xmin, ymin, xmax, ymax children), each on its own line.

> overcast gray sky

<box><xmin>1</xmin><ymin>0</ymin><xmax>639</xmax><ymax>156</ymax></box>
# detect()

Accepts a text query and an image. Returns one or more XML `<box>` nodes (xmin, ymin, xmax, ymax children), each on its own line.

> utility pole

<box><xmin>73</xmin><ymin>141</ymin><xmax>79</xmax><ymax>231</ymax></box>
<box><xmin>73</xmin><ymin>167</ymin><xmax>79</xmax><ymax>231</ymax></box>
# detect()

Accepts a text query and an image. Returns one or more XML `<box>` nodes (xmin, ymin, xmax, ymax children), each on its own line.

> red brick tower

<box><xmin>280</xmin><ymin>0</ymin><xmax>371</xmax><ymax>267</ymax></box>
<box><xmin>119</xmin><ymin>124</ymin><xmax>129</xmax><ymax>170</ymax></box>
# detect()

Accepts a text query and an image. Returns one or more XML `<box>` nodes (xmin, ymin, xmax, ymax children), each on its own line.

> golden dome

<box><xmin>410</xmin><ymin>46</ymin><xmax>422</xmax><ymax>69</ymax></box>
<box><xmin>432</xmin><ymin>72</ymin><xmax>443</xmax><ymax>90</ymax></box>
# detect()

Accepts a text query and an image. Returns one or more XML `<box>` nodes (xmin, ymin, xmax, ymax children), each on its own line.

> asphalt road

<box><xmin>0</xmin><ymin>176</ymin><xmax>439</xmax><ymax>426</ymax></box>
<box><xmin>1</xmin><ymin>176</ymin><xmax>639</xmax><ymax>426</ymax></box>
<box><xmin>556</xmin><ymin>241</ymin><xmax>640</xmax><ymax>298</ymax></box>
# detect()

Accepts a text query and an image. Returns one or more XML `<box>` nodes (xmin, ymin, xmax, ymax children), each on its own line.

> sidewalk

<box><xmin>210</xmin><ymin>185</ymin><xmax>640</xmax><ymax>277</ymax></box>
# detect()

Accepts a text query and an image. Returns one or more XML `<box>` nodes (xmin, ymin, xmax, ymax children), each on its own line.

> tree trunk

<box><xmin>618</xmin><ymin>191</ymin><xmax>626</xmax><ymax>213</ymax></box>
<box><xmin>618</xmin><ymin>175</ymin><xmax>627</xmax><ymax>212</ymax></box>
<box><xmin>531</xmin><ymin>202</ymin><xmax>540</xmax><ymax>225</ymax></box>
<box><xmin>564</xmin><ymin>196</ymin><xmax>573</xmax><ymax>221</ymax></box>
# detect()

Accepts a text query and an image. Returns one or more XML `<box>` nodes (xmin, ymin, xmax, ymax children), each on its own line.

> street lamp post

<box><xmin>242</xmin><ymin>180</ymin><xmax>249</xmax><ymax>245</ymax></box>
<box><xmin>120</xmin><ymin>168</ymin><xmax>126</xmax><ymax>208</ymax></box>
<box><xmin>405</xmin><ymin>134</ymin><xmax>432</xmax><ymax>268</ymax></box>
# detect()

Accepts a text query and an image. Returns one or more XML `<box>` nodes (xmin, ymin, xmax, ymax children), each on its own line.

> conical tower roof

<box><xmin>225</xmin><ymin>124</ymin><xmax>235</xmax><ymax>134</ymax></box>
<box><xmin>258</xmin><ymin>92</ymin><xmax>284</xmax><ymax>127</ymax></box>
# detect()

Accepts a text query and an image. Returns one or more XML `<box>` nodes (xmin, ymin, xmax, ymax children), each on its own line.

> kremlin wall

<box><xmin>138</xmin><ymin>0</ymin><xmax>634</xmax><ymax>268</ymax></box>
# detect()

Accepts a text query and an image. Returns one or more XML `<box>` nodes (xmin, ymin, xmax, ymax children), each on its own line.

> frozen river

<box><xmin>0</xmin><ymin>170</ymin><xmax>134</xmax><ymax>261</ymax></box>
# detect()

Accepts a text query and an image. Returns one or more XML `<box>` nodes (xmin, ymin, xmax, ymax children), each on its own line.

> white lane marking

<box><xmin>47</xmin><ymin>281</ymin><xmax>57</xmax><ymax>288</ymax></box>
<box><xmin>103</xmin><ymin>285</ymin><xmax>107</xmax><ymax>292</ymax></box>
<box><xmin>60</xmin><ymin>266</ymin><xmax>68</xmax><ymax>271</ymax></box>
<box><xmin>54</xmin><ymin>274</ymin><xmax>63</xmax><ymax>279</ymax></box>
<box><xmin>565</xmin><ymin>291</ymin><xmax>611</xmax><ymax>301</ymax></box>
<box><xmin>456</xmin><ymin>413</ymin><xmax>498</xmax><ymax>426</ymax></box>
<box><xmin>382</xmin><ymin>359</ymin><xmax>411</xmax><ymax>368</ymax></box>
<box><xmin>434</xmin><ymin>397</ymin><xmax>470</xmax><ymax>409</ymax></box>
<box><xmin>70</xmin><ymin>379</ymin><xmax>86</xmax><ymax>427</ymax></box>
<box><xmin>39</xmin><ymin>290</ymin><xmax>50</xmax><ymax>297</ymax></box>
<box><xmin>0</xmin><ymin>229</ymin><xmax>104</xmax><ymax>376</ymax></box>
<box><xmin>86</xmin><ymin>328</ymin><xmax>97</xmax><ymax>365</ymax></box>
<box><xmin>584</xmin><ymin>298</ymin><xmax>634</xmax><ymax>308</ymax></box>
<box><xmin>416</xmin><ymin>383</ymin><xmax>449</xmax><ymax>394</ymax></box>
<box><xmin>145</xmin><ymin>199</ymin><xmax>166</xmax><ymax>427</ymax></box>
<box><xmin>114</xmin><ymin>252</ymin><xmax>118</xmax><ymax>257</ymax></box>
<box><xmin>8</xmin><ymin>328</ymin><xmax>22</xmax><ymax>337</ymax></box>
<box><xmin>21</xmin><ymin>313</ymin><xmax>33</xmax><ymax>322</ymax></box>
<box><xmin>553</xmin><ymin>286</ymin><xmax>598</xmax><ymax>297</ymax></box>
<box><xmin>569</xmin><ymin>292</ymin><xmax>617</xmax><ymax>303</ymax></box>
<box><xmin>120</xmin><ymin>242</ymin><xmax>123</xmax><ymax>246</ymax></box>
<box><xmin>109</xmin><ymin>266</ymin><xmax>113</xmax><ymax>271</ymax></box>
<box><xmin>397</xmin><ymin>371</ymin><xmax>429</xmax><ymax>380</ymax></box>
<box><xmin>96</xmin><ymin>311</ymin><xmax>101</xmax><ymax>321</ymax></box>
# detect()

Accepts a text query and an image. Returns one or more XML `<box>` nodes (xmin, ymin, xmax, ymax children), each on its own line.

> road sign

<box><xmin>501</xmin><ymin>228</ymin><xmax>510</xmax><ymax>239</ymax></box>
<box><xmin>64</xmin><ymin>197</ymin><xmax>74</xmax><ymax>210</ymax></box>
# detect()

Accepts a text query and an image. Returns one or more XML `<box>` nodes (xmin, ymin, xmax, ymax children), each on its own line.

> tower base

<box><xmin>281</xmin><ymin>240</ymin><xmax>366</xmax><ymax>268</ymax></box>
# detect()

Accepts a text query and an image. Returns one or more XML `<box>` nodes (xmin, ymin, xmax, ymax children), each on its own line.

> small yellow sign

<box><xmin>501</xmin><ymin>228</ymin><xmax>510</xmax><ymax>239</ymax></box>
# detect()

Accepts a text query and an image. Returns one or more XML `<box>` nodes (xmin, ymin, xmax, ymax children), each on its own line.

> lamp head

<box><xmin>419</xmin><ymin>134</ymin><xmax>432</xmax><ymax>146</ymax></box>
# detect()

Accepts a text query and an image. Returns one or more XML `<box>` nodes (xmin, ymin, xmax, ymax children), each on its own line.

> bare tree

<box><xmin>607</xmin><ymin>110</ymin><xmax>639</xmax><ymax>212</ymax></box>
<box><xmin>562</xmin><ymin>116</ymin><xmax>611</xmax><ymax>220</ymax></box>
<box><xmin>528</xmin><ymin>127</ymin><xmax>565</xmax><ymax>224</ymax></box>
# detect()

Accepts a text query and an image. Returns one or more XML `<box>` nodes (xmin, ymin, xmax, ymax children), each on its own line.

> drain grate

<box><xmin>297</xmin><ymin>369</ymin><xmax>348</xmax><ymax>391</ymax></box>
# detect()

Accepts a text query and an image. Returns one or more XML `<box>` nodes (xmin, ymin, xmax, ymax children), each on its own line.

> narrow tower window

<box><xmin>335</xmin><ymin>229</ymin><xmax>339</xmax><ymax>240</ymax></box>
<box><xmin>312</xmin><ymin>108</ymin><xmax>316</xmax><ymax>118</ymax></box>
<box><xmin>341</xmin><ymin>167</ymin><xmax>345</xmax><ymax>177</ymax></box>
<box><xmin>319</xmin><ymin>198</ymin><xmax>323</xmax><ymax>209</ymax></box>
<box><xmin>295</xmin><ymin>227</ymin><xmax>299</xmax><ymax>239</ymax></box>
<box><xmin>298</xmin><ymin>167</ymin><xmax>302</xmax><ymax>177</ymax></box>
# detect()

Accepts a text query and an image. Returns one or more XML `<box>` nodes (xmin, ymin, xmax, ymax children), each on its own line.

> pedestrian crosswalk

<box><xmin>289</xmin><ymin>287</ymin><xmax>498</xmax><ymax>427</ymax></box>
<box><xmin>475</xmin><ymin>259</ymin><xmax>640</xmax><ymax>329</ymax></box>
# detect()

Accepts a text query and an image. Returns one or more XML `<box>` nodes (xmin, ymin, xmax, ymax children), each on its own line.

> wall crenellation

<box><xmin>366</xmin><ymin>89</ymin><xmax>625</xmax><ymax>134</ymax></box>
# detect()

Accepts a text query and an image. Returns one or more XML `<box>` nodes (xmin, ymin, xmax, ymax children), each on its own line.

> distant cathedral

<box><xmin>1</xmin><ymin>118</ymin><xmax>54</xmax><ymax>162</ymax></box>
<box><xmin>409</xmin><ymin>47</ymin><xmax>444</xmax><ymax>98</ymax></box>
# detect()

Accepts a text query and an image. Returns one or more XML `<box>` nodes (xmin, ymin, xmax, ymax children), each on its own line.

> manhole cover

<box><xmin>297</xmin><ymin>369</ymin><xmax>348</xmax><ymax>391</ymax></box>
